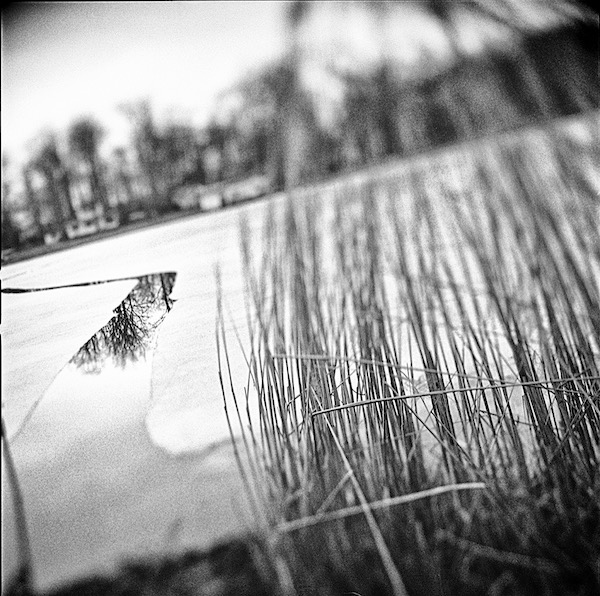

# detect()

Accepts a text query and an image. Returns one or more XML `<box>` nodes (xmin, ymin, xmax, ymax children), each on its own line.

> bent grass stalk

<box><xmin>277</xmin><ymin>482</ymin><xmax>487</xmax><ymax>533</ymax></box>
<box><xmin>1</xmin><ymin>416</ymin><xmax>34</xmax><ymax>595</ymax></box>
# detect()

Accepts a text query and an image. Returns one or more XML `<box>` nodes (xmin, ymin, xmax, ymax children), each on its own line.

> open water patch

<box><xmin>68</xmin><ymin>272</ymin><xmax>177</xmax><ymax>372</ymax></box>
<box><xmin>8</xmin><ymin>272</ymin><xmax>177</xmax><ymax>443</ymax></box>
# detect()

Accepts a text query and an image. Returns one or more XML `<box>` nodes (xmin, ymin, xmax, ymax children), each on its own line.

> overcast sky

<box><xmin>2</xmin><ymin>1</ymin><xmax>558</xmax><ymax>169</ymax></box>
<box><xmin>1</xmin><ymin>2</ymin><xmax>286</xmax><ymax>163</ymax></box>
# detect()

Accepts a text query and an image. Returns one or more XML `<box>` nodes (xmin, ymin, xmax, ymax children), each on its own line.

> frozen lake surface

<box><xmin>1</xmin><ymin>195</ymin><xmax>284</xmax><ymax>592</ymax></box>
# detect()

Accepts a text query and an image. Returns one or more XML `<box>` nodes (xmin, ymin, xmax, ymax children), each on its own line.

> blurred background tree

<box><xmin>67</xmin><ymin>117</ymin><xmax>110</xmax><ymax>213</ymax></box>
<box><xmin>1</xmin><ymin>156</ymin><xmax>22</xmax><ymax>251</ymax></box>
<box><xmin>31</xmin><ymin>135</ymin><xmax>76</xmax><ymax>226</ymax></box>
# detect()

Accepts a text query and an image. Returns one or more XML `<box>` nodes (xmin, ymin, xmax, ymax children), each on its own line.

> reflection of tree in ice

<box><xmin>71</xmin><ymin>272</ymin><xmax>176</xmax><ymax>373</ymax></box>
<box><xmin>72</xmin><ymin>333</ymin><xmax>104</xmax><ymax>373</ymax></box>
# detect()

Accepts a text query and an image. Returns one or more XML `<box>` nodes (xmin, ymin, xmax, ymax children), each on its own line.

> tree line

<box><xmin>2</xmin><ymin>0</ymin><xmax>598</xmax><ymax>254</ymax></box>
<box><xmin>1</xmin><ymin>100</ymin><xmax>245</xmax><ymax>251</ymax></box>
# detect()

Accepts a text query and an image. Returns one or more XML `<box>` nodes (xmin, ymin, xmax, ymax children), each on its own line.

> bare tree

<box><xmin>161</xmin><ymin>122</ymin><xmax>204</xmax><ymax>193</ymax></box>
<box><xmin>21</xmin><ymin>165</ymin><xmax>44</xmax><ymax>243</ymax></box>
<box><xmin>31</xmin><ymin>135</ymin><xmax>76</xmax><ymax>223</ymax></box>
<box><xmin>68</xmin><ymin>117</ymin><xmax>109</xmax><ymax>212</ymax></box>
<box><xmin>120</xmin><ymin>101</ymin><xmax>172</xmax><ymax>215</ymax></box>
<box><xmin>2</xmin><ymin>156</ymin><xmax>23</xmax><ymax>251</ymax></box>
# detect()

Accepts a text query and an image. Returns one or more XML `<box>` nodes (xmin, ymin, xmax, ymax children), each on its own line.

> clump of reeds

<box><xmin>217</xmin><ymin>111</ymin><xmax>600</xmax><ymax>596</ymax></box>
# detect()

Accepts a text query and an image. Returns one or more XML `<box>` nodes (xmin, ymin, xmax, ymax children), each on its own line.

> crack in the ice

<box><xmin>1</xmin><ymin>274</ymin><xmax>157</xmax><ymax>294</ymax></box>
